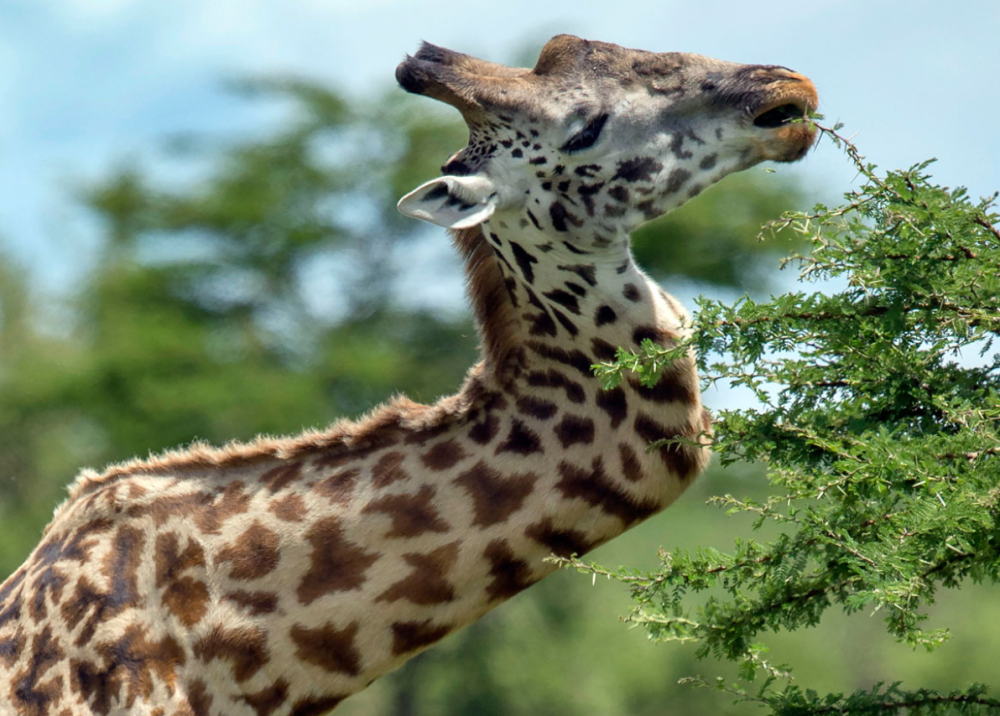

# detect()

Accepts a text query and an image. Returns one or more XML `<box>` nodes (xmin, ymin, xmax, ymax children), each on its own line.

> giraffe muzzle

<box><xmin>749</xmin><ymin>72</ymin><xmax>819</xmax><ymax>162</ymax></box>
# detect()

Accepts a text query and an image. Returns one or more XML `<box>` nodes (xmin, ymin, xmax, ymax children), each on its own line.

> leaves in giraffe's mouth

<box><xmin>753</xmin><ymin>103</ymin><xmax>805</xmax><ymax>129</ymax></box>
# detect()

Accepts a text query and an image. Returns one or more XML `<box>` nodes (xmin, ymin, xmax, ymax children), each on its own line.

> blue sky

<box><xmin>2</xmin><ymin>0</ymin><xmax>999</xmax><ymax>294</ymax></box>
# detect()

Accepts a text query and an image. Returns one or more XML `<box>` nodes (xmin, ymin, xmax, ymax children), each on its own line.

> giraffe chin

<box><xmin>757</xmin><ymin>122</ymin><xmax>820</xmax><ymax>163</ymax></box>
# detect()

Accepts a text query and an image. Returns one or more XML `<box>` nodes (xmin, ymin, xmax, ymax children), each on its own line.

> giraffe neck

<box><xmin>458</xmin><ymin>213</ymin><xmax>690</xmax><ymax>378</ymax></box>
<box><xmin>0</xmin><ymin>223</ymin><xmax>708</xmax><ymax>715</ymax></box>
<box><xmin>486</xmin><ymin>216</ymin><xmax>681</xmax><ymax>356</ymax></box>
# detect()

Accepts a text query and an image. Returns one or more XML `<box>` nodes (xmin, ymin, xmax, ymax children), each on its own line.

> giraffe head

<box><xmin>397</xmin><ymin>34</ymin><xmax>817</xmax><ymax>243</ymax></box>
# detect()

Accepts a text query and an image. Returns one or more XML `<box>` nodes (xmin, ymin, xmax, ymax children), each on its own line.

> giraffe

<box><xmin>0</xmin><ymin>35</ymin><xmax>817</xmax><ymax>716</ymax></box>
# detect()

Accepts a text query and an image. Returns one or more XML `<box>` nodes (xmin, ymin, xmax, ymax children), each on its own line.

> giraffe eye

<box><xmin>560</xmin><ymin>113</ymin><xmax>609</xmax><ymax>153</ymax></box>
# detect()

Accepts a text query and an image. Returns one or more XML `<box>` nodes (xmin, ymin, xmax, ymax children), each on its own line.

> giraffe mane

<box><xmin>67</xmin><ymin>225</ymin><xmax>517</xmax><ymax>501</ymax></box>
<box><xmin>67</xmin><ymin>367</ymin><xmax>487</xmax><ymax>500</ymax></box>
<box><xmin>452</xmin><ymin>224</ymin><xmax>521</xmax><ymax>372</ymax></box>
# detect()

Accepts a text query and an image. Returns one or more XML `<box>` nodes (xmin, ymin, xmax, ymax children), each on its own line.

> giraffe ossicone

<box><xmin>0</xmin><ymin>34</ymin><xmax>817</xmax><ymax>716</ymax></box>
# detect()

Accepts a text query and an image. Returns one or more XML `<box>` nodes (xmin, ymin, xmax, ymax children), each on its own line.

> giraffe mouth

<box><xmin>752</xmin><ymin>101</ymin><xmax>809</xmax><ymax>129</ymax></box>
<box><xmin>749</xmin><ymin>84</ymin><xmax>819</xmax><ymax>162</ymax></box>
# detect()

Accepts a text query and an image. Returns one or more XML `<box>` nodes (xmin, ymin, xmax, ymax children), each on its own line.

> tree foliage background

<box><xmin>1</xmin><ymin>74</ymin><xmax>998</xmax><ymax>716</ymax></box>
<box><xmin>578</xmin><ymin>125</ymin><xmax>1000</xmax><ymax>714</ymax></box>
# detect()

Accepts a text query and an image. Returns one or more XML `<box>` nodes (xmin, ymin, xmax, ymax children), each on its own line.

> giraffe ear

<box><xmin>397</xmin><ymin>175</ymin><xmax>498</xmax><ymax>229</ymax></box>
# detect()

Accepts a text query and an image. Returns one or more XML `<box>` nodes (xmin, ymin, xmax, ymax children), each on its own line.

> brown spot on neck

<box><xmin>556</xmin><ymin>457</ymin><xmax>660</xmax><ymax>525</ymax></box>
<box><xmin>312</xmin><ymin>468</ymin><xmax>360</xmax><ymax>506</ymax></box>
<box><xmin>290</xmin><ymin>622</ymin><xmax>362</xmax><ymax>676</ymax></box>
<box><xmin>454</xmin><ymin>461</ymin><xmax>536</xmax><ymax>526</ymax></box>
<box><xmin>193</xmin><ymin>625</ymin><xmax>268</xmax><ymax>683</ymax></box>
<box><xmin>525</xmin><ymin>517</ymin><xmax>597</xmax><ymax>557</ymax></box>
<box><xmin>259</xmin><ymin>462</ymin><xmax>303</xmax><ymax>493</ymax></box>
<box><xmin>269</xmin><ymin>493</ymin><xmax>307</xmax><ymax>522</ymax></box>
<box><xmin>390</xmin><ymin>619</ymin><xmax>451</xmax><ymax>656</ymax></box>
<box><xmin>372</xmin><ymin>451</ymin><xmax>410</xmax><ymax>489</ymax></box>
<box><xmin>241</xmin><ymin>680</ymin><xmax>290</xmax><ymax>716</ymax></box>
<box><xmin>376</xmin><ymin>542</ymin><xmax>460</xmax><ymax>605</ymax></box>
<box><xmin>362</xmin><ymin>485</ymin><xmax>452</xmax><ymax>538</ymax></box>
<box><xmin>214</xmin><ymin>522</ymin><xmax>281</xmax><ymax>581</ymax></box>
<box><xmin>420</xmin><ymin>439</ymin><xmax>469</xmax><ymax>471</ymax></box>
<box><xmin>495</xmin><ymin>418</ymin><xmax>543</xmax><ymax>456</ymax></box>
<box><xmin>483</xmin><ymin>539</ymin><xmax>537</xmax><ymax>601</ymax></box>
<box><xmin>297</xmin><ymin>518</ymin><xmax>379</xmax><ymax>605</ymax></box>
<box><xmin>155</xmin><ymin>532</ymin><xmax>209</xmax><ymax>627</ymax></box>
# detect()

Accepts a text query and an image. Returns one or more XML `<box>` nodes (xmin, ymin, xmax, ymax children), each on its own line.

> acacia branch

<box><xmin>973</xmin><ymin>215</ymin><xmax>1000</xmax><ymax>242</ymax></box>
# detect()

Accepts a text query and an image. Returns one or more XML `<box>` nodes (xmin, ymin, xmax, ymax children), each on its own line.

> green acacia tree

<box><xmin>568</xmin><ymin>124</ymin><xmax>1000</xmax><ymax>714</ymax></box>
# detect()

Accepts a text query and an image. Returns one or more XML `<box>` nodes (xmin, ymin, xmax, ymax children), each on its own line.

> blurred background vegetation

<box><xmin>2</xmin><ymin>76</ymin><xmax>998</xmax><ymax>715</ymax></box>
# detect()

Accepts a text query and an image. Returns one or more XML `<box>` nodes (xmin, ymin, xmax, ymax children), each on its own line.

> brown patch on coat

<box><xmin>226</xmin><ymin>590</ymin><xmax>279</xmax><ymax>616</ymax></box>
<box><xmin>553</xmin><ymin>414</ymin><xmax>596</xmax><ymax>448</ymax></box>
<box><xmin>633</xmin><ymin>413</ymin><xmax>705</xmax><ymax>478</ymax></box>
<box><xmin>595</xmin><ymin>304</ymin><xmax>617</xmax><ymax>326</ymax></box>
<box><xmin>516</xmin><ymin>395</ymin><xmax>559</xmax><ymax>420</ymax></box>
<box><xmin>631</xmin><ymin>324</ymin><xmax>679</xmax><ymax>347</ymax></box>
<box><xmin>628</xmin><ymin>370</ymin><xmax>698</xmax><ymax>405</ymax></box>
<box><xmin>25</xmin><ymin>518</ymin><xmax>112</xmax><ymax>621</ymax></box>
<box><xmin>556</xmin><ymin>458</ymin><xmax>660</xmax><ymax>525</ymax></box>
<box><xmin>525</xmin><ymin>517</ymin><xmax>597</xmax><ymax>557</ymax></box>
<box><xmin>155</xmin><ymin>532</ymin><xmax>209</xmax><ymax>627</ymax></box>
<box><xmin>595</xmin><ymin>387</ymin><xmax>628</xmax><ymax>429</ymax></box>
<box><xmin>312</xmin><ymin>468</ymin><xmax>360</xmax><ymax>506</ymax></box>
<box><xmin>215</xmin><ymin>522</ymin><xmax>281</xmax><ymax>581</ymax></box>
<box><xmin>297</xmin><ymin>517</ymin><xmax>380</xmax><ymax>605</ymax></box>
<box><xmin>618</xmin><ymin>443</ymin><xmax>645</xmax><ymax>483</ymax></box>
<box><xmin>483</xmin><ymin>539</ymin><xmax>536</xmax><ymax>601</ymax></box>
<box><xmin>258</xmin><ymin>462</ymin><xmax>303</xmax><ymax>493</ymax></box>
<box><xmin>362</xmin><ymin>485</ymin><xmax>452</xmax><ymax>538</ymax></box>
<box><xmin>269</xmin><ymin>493</ymin><xmax>307</xmax><ymax>522</ymax></box>
<box><xmin>186</xmin><ymin>678</ymin><xmax>212</xmax><ymax>716</ymax></box>
<box><xmin>241</xmin><ymin>680</ymin><xmax>289</xmax><ymax>716</ymax></box>
<box><xmin>455</xmin><ymin>461</ymin><xmax>536</xmax><ymax>526</ymax></box>
<box><xmin>526</xmin><ymin>341</ymin><xmax>594</xmax><ymax>377</ymax></box>
<box><xmin>127</xmin><ymin>481</ymin><xmax>252</xmax><ymax>535</ymax></box>
<box><xmin>290</xmin><ymin>621</ymin><xmax>362</xmax><ymax>676</ymax></box>
<box><xmin>317</xmin><ymin>431</ymin><xmax>400</xmax><ymax>468</ymax></box>
<box><xmin>291</xmin><ymin>695</ymin><xmax>346</xmax><ymax>716</ymax></box>
<box><xmin>390</xmin><ymin>619</ymin><xmax>451</xmax><ymax>656</ymax></box>
<box><xmin>193</xmin><ymin>625</ymin><xmax>268</xmax><ymax>683</ymax></box>
<box><xmin>495</xmin><ymin>418</ymin><xmax>543</xmax><ymax>456</ymax></box>
<box><xmin>67</xmin><ymin>524</ymin><xmax>145</xmax><ymax>646</ymax></box>
<box><xmin>421</xmin><ymin>439</ymin><xmax>468</xmax><ymax>470</ymax></box>
<box><xmin>0</xmin><ymin>629</ymin><xmax>25</xmax><ymax>669</ymax></box>
<box><xmin>590</xmin><ymin>337</ymin><xmax>618</xmax><ymax>362</ymax></box>
<box><xmin>525</xmin><ymin>369</ymin><xmax>586</xmax><ymax>403</ymax></box>
<box><xmin>61</xmin><ymin>577</ymin><xmax>103</xmax><ymax>647</ymax></box>
<box><xmin>376</xmin><ymin>542</ymin><xmax>460</xmax><ymax>605</ymax></box>
<box><xmin>10</xmin><ymin>626</ymin><xmax>64</xmax><ymax>716</ymax></box>
<box><xmin>74</xmin><ymin>624</ymin><xmax>186</xmax><ymax>714</ymax></box>
<box><xmin>403</xmin><ymin>422</ymin><xmax>451</xmax><ymax>447</ymax></box>
<box><xmin>0</xmin><ymin>568</ymin><xmax>26</xmax><ymax>632</ymax></box>
<box><xmin>468</xmin><ymin>413</ymin><xmax>500</xmax><ymax>445</ymax></box>
<box><xmin>371</xmin><ymin>451</ymin><xmax>410</xmax><ymax>489</ymax></box>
